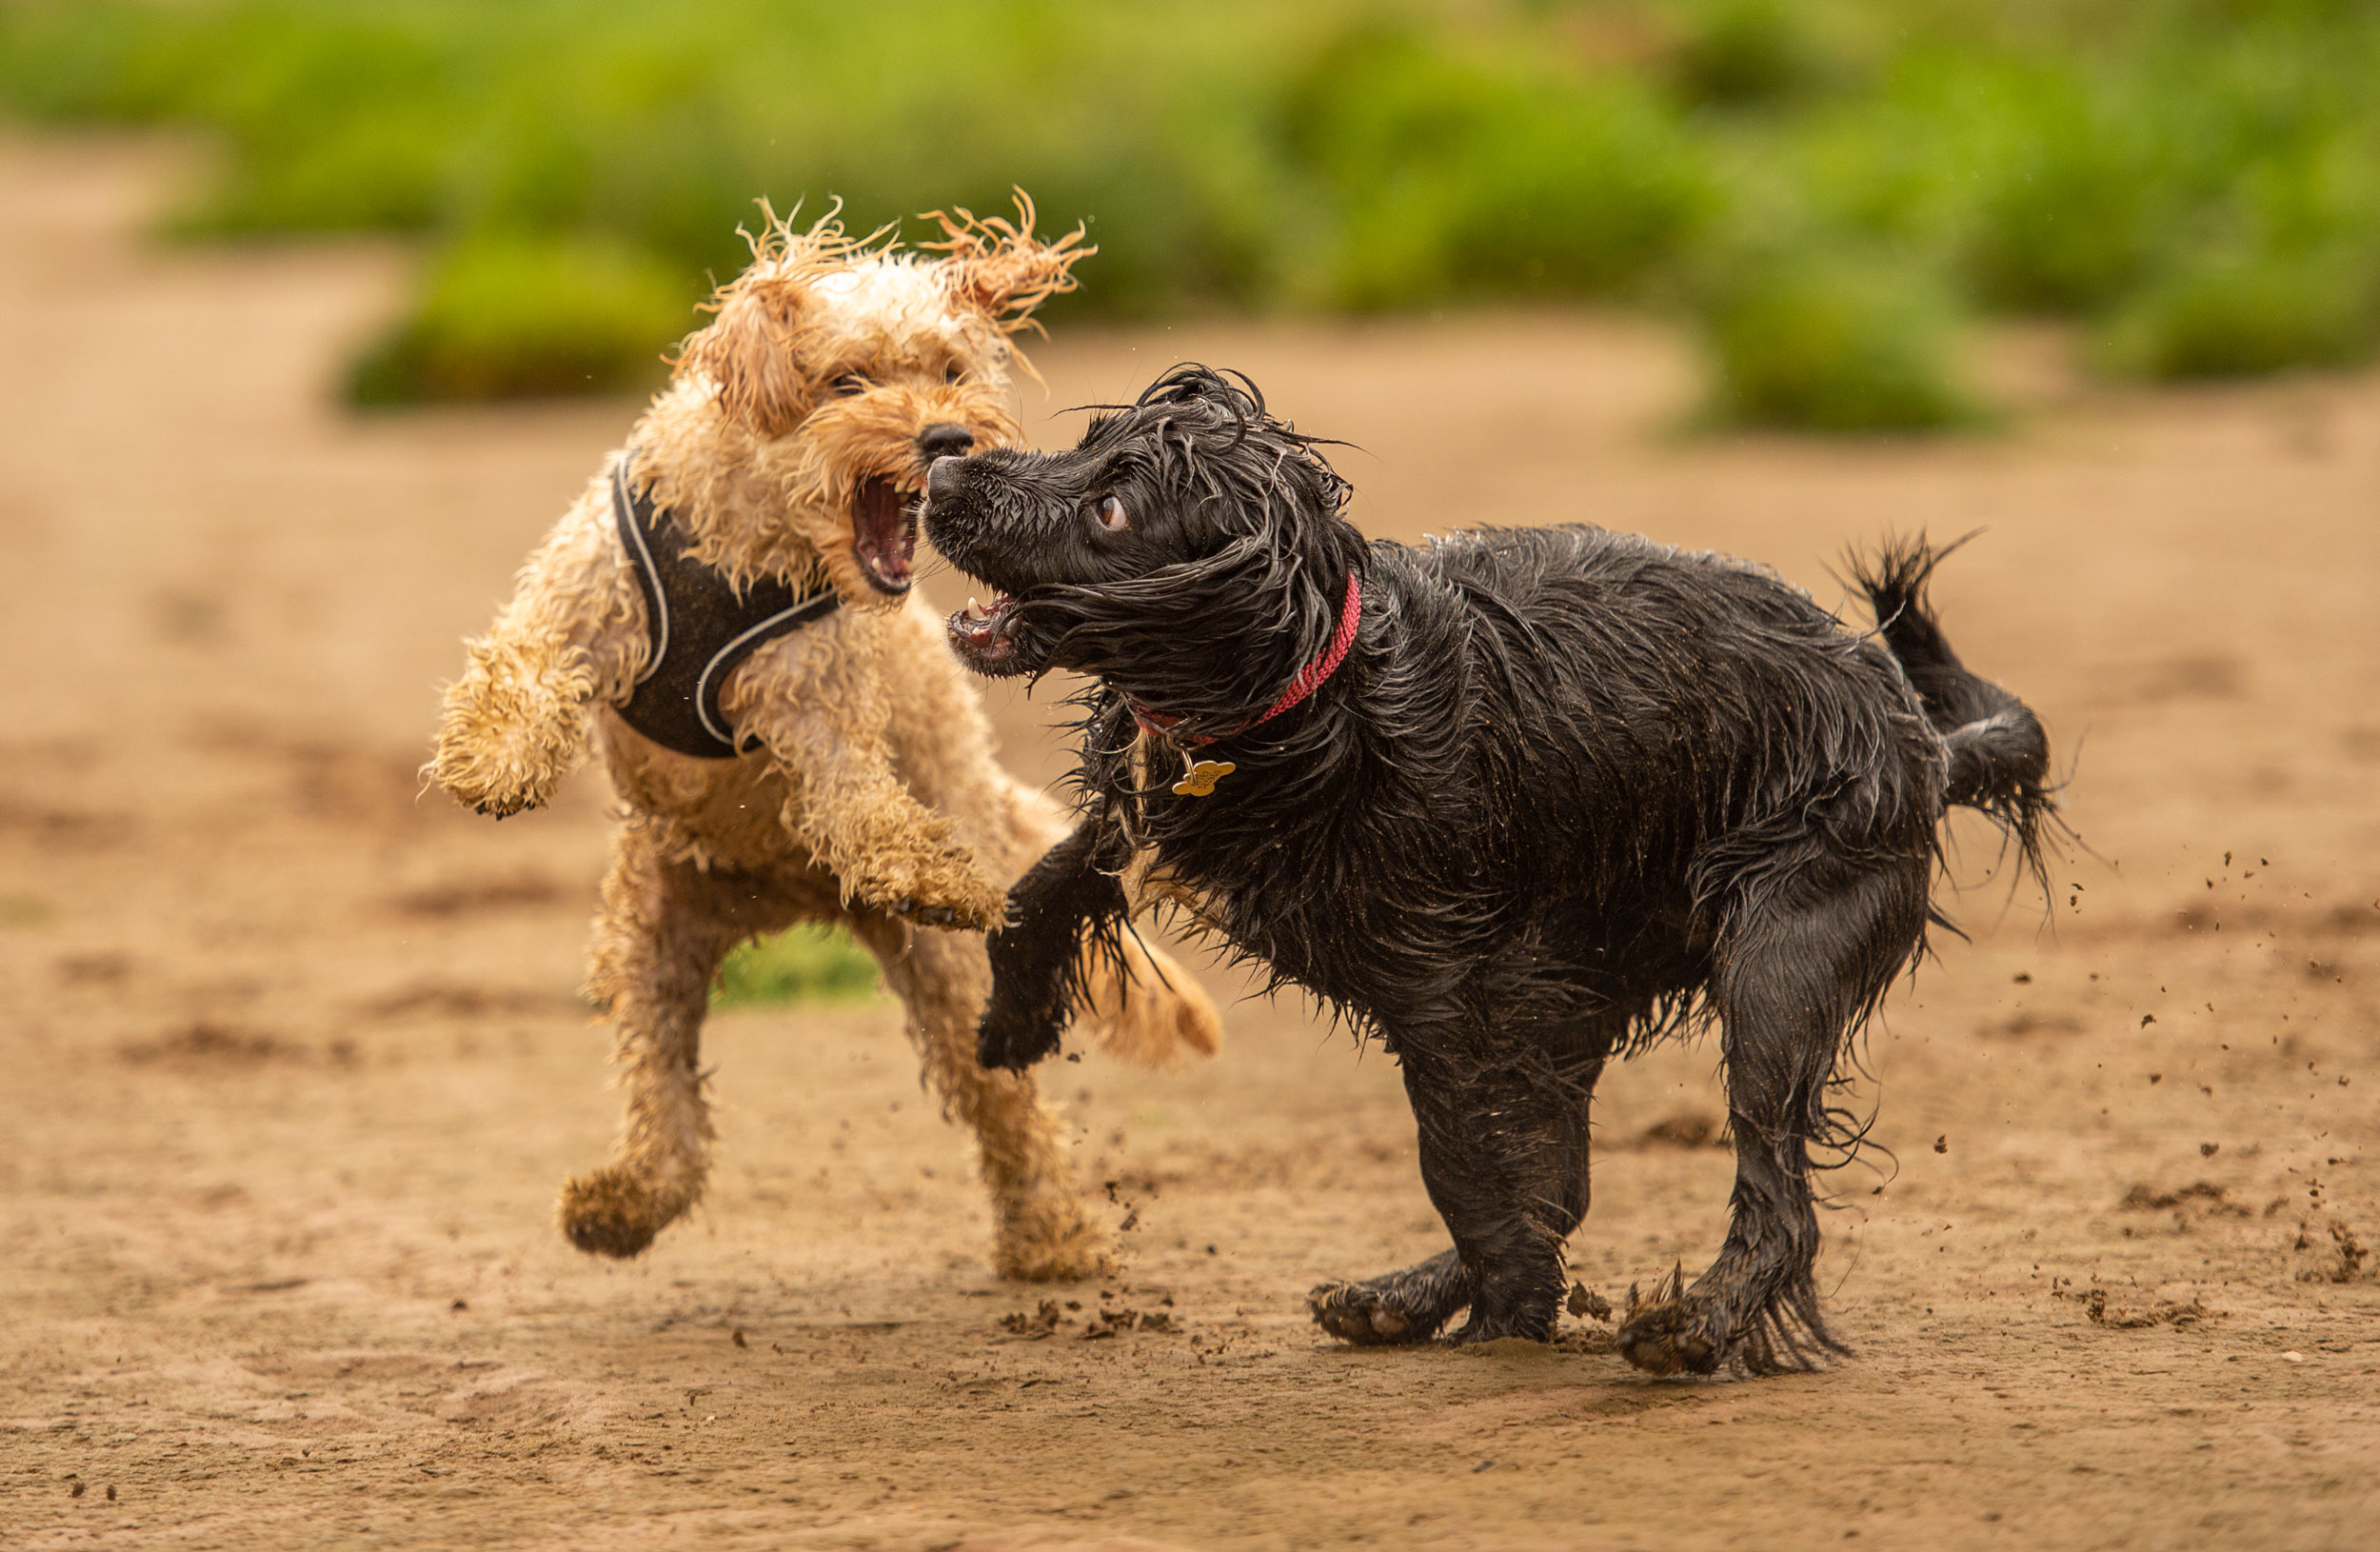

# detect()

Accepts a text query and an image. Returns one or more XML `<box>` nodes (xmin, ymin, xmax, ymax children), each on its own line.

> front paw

<box><xmin>869</xmin><ymin>853</ymin><xmax>1004</xmax><ymax>931</ymax></box>
<box><xmin>977</xmin><ymin>1003</ymin><xmax>1063</xmax><ymax>1071</ymax></box>
<box><xmin>430</xmin><ymin>645</ymin><xmax>587</xmax><ymax>817</ymax></box>
<box><xmin>1309</xmin><ymin>1281</ymin><xmax>1434</xmax><ymax>1345</ymax></box>
<box><xmin>430</xmin><ymin>753</ymin><xmax>556</xmax><ymax>819</ymax></box>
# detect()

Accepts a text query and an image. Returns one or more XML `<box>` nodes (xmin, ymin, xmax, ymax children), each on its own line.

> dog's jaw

<box><xmin>947</xmin><ymin>591</ymin><xmax>1026</xmax><ymax>675</ymax></box>
<box><xmin>849</xmin><ymin>476</ymin><xmax>919</xmax><ymax>598</ymax></box>
<box><xmin>923</xmin><ymin>459</ymin><xmax>1043</xmax><ymax>673</ymax></box>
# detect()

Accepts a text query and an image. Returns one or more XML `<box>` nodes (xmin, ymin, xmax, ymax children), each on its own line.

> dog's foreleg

<box><xmin>429</xmin><ymin>486</ymin><xmax>640</xmax><ymax>817</ymax></box>
<box><xmin>979</xmin><ymin>818</ymin><xmax>1129</xmax><ymax>1071</ymax></box>
<box><xmin>726</xmin><ymin>642</ymin><xmax>1005</xmax><ymax>930</ymax></box>
<box><xmin>558</xmin><ymin>826</ymin><xmax>785</xmax><ymax>1258</ymax></box>
<box><xmin>1400</xmin><ymin>1036</ymin><xmax>1597</xmax><ymax>1344</ymax></box>
<box><xmin>430</xmin><ymin>636</ymin><xmax>598</xmax><ymax>816</ymax></box>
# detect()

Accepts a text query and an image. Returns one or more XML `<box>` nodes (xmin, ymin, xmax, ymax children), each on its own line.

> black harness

<box><xmin>610</xmin><ymin>456</ymin><xmax>842</xmax><ymax>759</ymax></box>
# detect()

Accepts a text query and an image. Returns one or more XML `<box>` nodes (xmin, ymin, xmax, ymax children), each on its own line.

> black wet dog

<box><xmin>923</xmin><ymin>366</ymin><xmax>2052</xmax><ymax>1375</ymax></box>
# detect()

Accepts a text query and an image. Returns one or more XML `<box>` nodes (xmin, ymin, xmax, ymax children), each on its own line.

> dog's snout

<box><xmin>925</xmin><ymin>454</ymin><xmax>967</xmax><ymax>502</ymax></box>
<box><xmin>916</xmin><ymin>423</ymin><xmax>975</xmax><ymax>462</ymax></box>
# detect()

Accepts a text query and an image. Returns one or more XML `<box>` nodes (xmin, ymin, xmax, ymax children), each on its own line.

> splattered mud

<box><xmin>2</xmin><ymin>138</ymin><xmax>2375</xmax><ymax>1550</ymax></box>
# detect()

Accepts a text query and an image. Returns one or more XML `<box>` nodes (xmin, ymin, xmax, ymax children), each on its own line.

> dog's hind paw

<box><xmin>1615</xmin><ymin>1263</ymin><xmax>1722</xmax><ymax>1377</ymax></box>
<box><xmin>557</xmin><ymin>1166</ymin><xmax>682</xmax><ymax>1260</ymax></box>
<box><xmin>993</xmin><ymin>1202</ymin><xmax>1115</xmax><ymax>1283</ymax></box>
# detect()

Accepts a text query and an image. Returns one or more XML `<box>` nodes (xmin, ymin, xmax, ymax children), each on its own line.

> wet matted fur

<box><xmin>426</xmin><ymin>207</ymin><xmax>1220</xmax><ymax>1281</ymax></box>
<box><xmin>923</xmin><ymin>366</ymin><xmax>2053</xmax><ymax>1372</ymax></box>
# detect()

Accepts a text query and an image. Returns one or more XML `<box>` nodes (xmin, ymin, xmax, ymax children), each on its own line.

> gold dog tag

<box><xmin>1171</xmin><ymin>759</ymin><xmax>1235</xmax><ymax>798</ymax></box>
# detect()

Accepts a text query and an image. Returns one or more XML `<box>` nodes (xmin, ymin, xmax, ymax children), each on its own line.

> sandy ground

<box><xmin>2</xmin><ymin>136</ymin><xmax>2377</xmax><ymax>1551</ymax></box>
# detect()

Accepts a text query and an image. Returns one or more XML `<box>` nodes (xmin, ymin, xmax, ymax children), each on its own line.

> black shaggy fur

<box><xmin>923</xmin><ymin>366</ymin><xmax>2053</xmax><ymax>1376</ymax></box>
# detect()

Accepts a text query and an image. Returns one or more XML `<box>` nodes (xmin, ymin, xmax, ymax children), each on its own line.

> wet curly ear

<box><xmin>672</xmin><ymin>201</ymin><xmax>871</xmax><ymax>437</ymax></box>
<box><xmin>923</xmin><ymin>189</ymin><xmax>1093</xmax><ymax>336</ymax></box>
<box><xmin>674</xmin><ymin>269</ymin><xmax>812</xmax><ymax>436</ymax></box>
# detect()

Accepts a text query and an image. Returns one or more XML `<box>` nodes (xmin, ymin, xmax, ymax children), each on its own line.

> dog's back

<box><xmin>1199</xmin><ymin>524</ymin><xmax>1955</xmax><ymax>1019</ymax></box>
<box><xmin>1402</xmin><ymin>522</ymin><xmax>2046</xmax><ymax>888</ymax></box>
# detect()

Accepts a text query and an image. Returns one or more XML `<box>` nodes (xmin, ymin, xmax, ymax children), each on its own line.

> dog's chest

<box><xmin>598</xmin><ymin>711</ymin><xmax>812</xmax><ymax>868</ymax></box>
<box><xmin>1111</xmin><ymin>797</ymin><xmax>1378</xmax><ymax>1003</ymax></box>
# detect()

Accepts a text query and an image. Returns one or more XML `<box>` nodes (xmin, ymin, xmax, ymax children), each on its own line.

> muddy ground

<box><xmin>2</xmin><ymin>137</ymin><xmax>2376</xmax><ymax>1550</ymax></box>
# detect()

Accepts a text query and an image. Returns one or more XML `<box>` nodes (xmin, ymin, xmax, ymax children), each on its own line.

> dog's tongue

<box><xmin>851</xmin><ymin>477</ymin><xmax>915</xmax><ymax>594</ymax></box>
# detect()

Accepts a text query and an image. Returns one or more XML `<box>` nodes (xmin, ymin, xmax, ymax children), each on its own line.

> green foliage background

<box><xmin>712</xmin><ymin>925</ymin><xmax>882</xmax><ymax>1008</ymax></box>
<box><xmin>5</xmin><ymin>0</ymin><xmax>2378</xmax><ymax>429</ymax></box>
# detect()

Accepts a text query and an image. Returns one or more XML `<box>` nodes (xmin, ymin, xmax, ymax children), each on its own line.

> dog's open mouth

<box><xmin>851</xmin><ymin>476</ymin><xmax>918</xmax><ymax>596</ymax></box>
<box><xmin>947</xmin><ymin>591</ymin><xmax>1025</xmax><ymax>675</ymax></box>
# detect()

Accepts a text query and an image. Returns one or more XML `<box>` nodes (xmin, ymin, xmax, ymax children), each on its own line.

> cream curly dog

<box><xmin>427</xmin><ymin>201</ymin><xmax>1220</xmax><ymax>1280</ymax></box>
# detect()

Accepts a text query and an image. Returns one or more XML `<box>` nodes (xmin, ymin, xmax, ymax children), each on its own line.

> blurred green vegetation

<box><xmin>712</xmin><ymin>925</ymin><xmax>882</xmax><ymax>1007</ymax></box>
<box><xmin>5</xmin><ymin>0</ymin><xmax>2379</xmax><ymax>430</ymax></box>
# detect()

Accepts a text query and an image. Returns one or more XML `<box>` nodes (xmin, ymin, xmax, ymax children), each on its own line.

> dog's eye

<box><xmin>943</xmin><ymin>364</ymin><xmax>963</xmax><ymax>385</ymax></box>
<box><xmin>1095</xmin><ymin>494</ymin><xmax>1131</xmax><ymax>533</ymax></box>
<box><xmin>832</xmin><ymin>373</ymin><xmax>871</xmax><ymax>397</ymax></box>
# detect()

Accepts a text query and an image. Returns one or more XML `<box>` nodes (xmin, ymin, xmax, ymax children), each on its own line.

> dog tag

<box><xmin>1171</xmin><ymin>758</ymin><xmax>1235</xmax><ymax>798</ymax></box>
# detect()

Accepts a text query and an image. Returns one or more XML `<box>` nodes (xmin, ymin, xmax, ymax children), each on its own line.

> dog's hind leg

<box><xmin>857</xmin><ymin>917</ymin><xmax>1109</xmax><ymax>1281</ymax></box>
<box><xmin>559</xmin><ymin>824</ymin><xmax>798</xmax><ymax>1258</ymax></box>
<box><xmin>1616</xmin><ymin>854</ymin><xmax>1928</xmax><ymax>1377</ymax></box>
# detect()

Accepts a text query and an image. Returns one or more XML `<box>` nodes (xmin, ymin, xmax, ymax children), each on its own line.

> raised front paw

<box><xmin>867</xmin><ymin>851</ymin><xmax>1004</xmax><ymax>931</ymax></box>
<box><xmin>429</xmin><ymin>641</ymin><xmax>589</xmax><ymax>817</ymax></box>
<box><xmin>429</xmin><ymin>750</ymin><xmax>557</xmax><ymax>819</ymax></box>
<box><xmin>976</xmin><ymin>1000</ymin><xmax>1064</xmax><ymax>1072</ymax></box>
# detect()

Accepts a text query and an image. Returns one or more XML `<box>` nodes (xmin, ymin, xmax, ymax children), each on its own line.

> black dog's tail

<box><xmin>1853</xmin><ymin>537</ymin><xmax>2055</xmax><ymax>885</ymax></box>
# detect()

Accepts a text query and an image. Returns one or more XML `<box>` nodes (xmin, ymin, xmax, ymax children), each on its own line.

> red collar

<box><xmin>1130</xmin><ymin>570</ymin><xmax>1362</xmax><ymax>747</ymax></box>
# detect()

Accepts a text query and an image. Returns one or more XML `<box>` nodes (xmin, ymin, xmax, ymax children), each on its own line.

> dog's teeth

<box><xmin>965</xmin><ymin>596</ymin><xmax>987</xmax><ymax>621</ymax></box>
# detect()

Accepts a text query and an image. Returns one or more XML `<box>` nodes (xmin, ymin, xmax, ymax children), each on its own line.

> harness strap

<box><xmin>611</xmin><ymin>455</ymin><xmax>842</xmax><ymax>759</ymax></box>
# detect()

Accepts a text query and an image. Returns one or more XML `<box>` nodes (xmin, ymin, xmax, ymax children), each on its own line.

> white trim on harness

<box><xmin>613</xmin><ymin>458</ymin><xmax>669</xmax><ymax>685</ymax></box>
<box><xmin>693</xmin><ymin>603</ymin><xmax>823</xmax><ymax>751</ymax></box>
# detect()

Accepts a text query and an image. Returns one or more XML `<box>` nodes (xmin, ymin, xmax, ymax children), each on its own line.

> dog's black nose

<box><xmin>926</xmin><ymin>455</ymin><xmax>966</xmax><ymax>501</ymax></box>
<box><xmin>916</xmin><ymin>423</ymin><xmax>974</xmax><ymax>461</ymax></box>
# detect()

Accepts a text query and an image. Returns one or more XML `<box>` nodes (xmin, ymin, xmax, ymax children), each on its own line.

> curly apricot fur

<box><xmin>426</xmin><ymin>201</ymin><xmax>1218</xmax><ymax>1281</ymax></box>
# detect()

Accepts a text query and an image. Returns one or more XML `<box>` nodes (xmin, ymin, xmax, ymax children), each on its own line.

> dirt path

<box><xmin>2</xmin><ymin>137</ymin><xmax>2376</xmax><ymax>1551</ymax></box>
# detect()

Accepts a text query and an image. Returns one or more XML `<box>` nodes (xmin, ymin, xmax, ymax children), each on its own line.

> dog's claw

<box><xmin>887</xmin><ymin>898</ymin><xmax>975</xmax><ymax>929</ymax></box>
